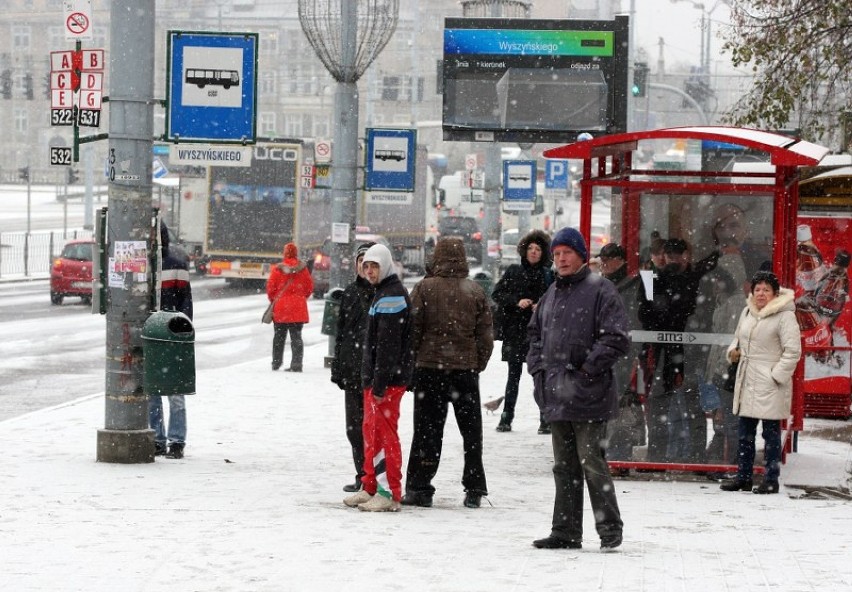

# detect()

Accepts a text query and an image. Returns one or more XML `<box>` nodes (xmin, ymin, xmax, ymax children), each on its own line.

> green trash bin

<box><xmin>321</xmin><ymin>288</ymin><xmax>345</xmax><ymax>336</ymax></box>
<box><xmin>142</xmin><ymin>310</ymin><xmax>195</xmax><ymax>396</ymax></box>
<box><xmin>472</xmin><ymin>271</ymin><xmax>493</xmax><ymax>298</ymax></box>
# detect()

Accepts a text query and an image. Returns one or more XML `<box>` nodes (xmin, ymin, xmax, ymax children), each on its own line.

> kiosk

<box><xmin>544</xmin><ymin>126</ymin><xmax>832</xmax><ymax>475</ymax></box>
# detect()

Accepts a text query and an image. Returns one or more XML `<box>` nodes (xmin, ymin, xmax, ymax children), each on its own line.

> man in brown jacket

<box><xmin>402</xmin><ymin>238</ymin><xmax>494</xmax><ymax>509</ymax></box>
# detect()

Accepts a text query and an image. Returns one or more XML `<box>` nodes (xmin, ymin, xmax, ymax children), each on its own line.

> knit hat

<box><xmin>355</xmin><ymin>241</ymin><xmax>376</xmax><ymax>262</ymax></box>
<box><xmin>598</xmin><ymin>242</ymin><xmax>626</xmax><ymax>259</ymax></box>
<box><xmin>283</xmin><ymin>242</ymin><xmax>298</xmax><ymax>260</ymax></box>
<box><xmin>550</xmin><ymin>227</ymin><xmax>588</xmax><ymax>262</ymax></box>
<box><xmin>663</xmin><ymin>238</ymin><xmax>688</xmax><ymax>254</ymax></box>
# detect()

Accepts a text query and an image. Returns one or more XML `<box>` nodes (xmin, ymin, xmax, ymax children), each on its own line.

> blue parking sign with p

<box><xmin>545</xmin><ymin>160</ymin><xmax>569</xmax><ymax>189</ymax></box>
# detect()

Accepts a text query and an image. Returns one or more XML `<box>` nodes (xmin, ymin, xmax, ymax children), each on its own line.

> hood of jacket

<box><xmin>363</xmin><ymin>243</ymin><xmax>395</xmax><ymax>282</ymax></box>
<box><xmin>518</xmin><ymin>229</ymin><xmax>553</xmax><ymax>268</ymax></box>
<box><xmin>747</xmin><ymin>287</ymin><xmax>795</xmax><ymax>319</ymax></box>
<box><xmin>431</xmin><ymin>237</ymin><xmax>469</xmax><ymax>278</ymax></box>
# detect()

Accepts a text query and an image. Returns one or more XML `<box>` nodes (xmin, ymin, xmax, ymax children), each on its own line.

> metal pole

<box><xmin>84</xmin><ymin>145</ymin><xmax>94</xmax><ymax>229</ymax></box>
<box><xmin>97</xmin><ymin>0</ymin><xmax>156</xmax><ymax>464</ymax></box>
<box><xmin>329</xmin><ymin>0</ymin><xmax>359</xmax><ymax>293</ymax></box>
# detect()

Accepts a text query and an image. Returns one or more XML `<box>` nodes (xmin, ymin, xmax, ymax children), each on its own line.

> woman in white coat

<box><xmin>720</xmin><ymin>271</ymin><xmax>801</xmax><ymax>494</ymax></box>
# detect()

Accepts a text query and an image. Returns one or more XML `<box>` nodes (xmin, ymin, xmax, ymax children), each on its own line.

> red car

<box><xmin>50</xmin><ymin>239</ymin><xmax>95</xmax><ymax>305</ymax></box>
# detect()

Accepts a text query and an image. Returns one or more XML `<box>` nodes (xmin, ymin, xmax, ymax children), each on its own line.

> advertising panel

<box><xmin>207</xmin><ymin>144</ymin><xmax>300</xmax><ymax>255</ymax></box>
<box><xmin>794</xmin><ymin>216</ymin><xmax>851</xmax><ymax>402</ymax></box>
<box><xmin>442</xmin><ymin>16</ymin><xmax>629</xmax><ymax>143</ymax></box>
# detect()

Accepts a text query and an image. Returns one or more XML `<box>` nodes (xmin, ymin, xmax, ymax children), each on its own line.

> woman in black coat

<box><xmin>490</xmin><ymin>229</ymin><xmax>553</xmax><ymax>433</ymax></box>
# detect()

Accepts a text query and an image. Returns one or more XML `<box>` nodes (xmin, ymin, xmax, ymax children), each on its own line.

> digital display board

<box><xmin>442</xmin><ymin>17</ymin><xmax>629</xmax><ymax>143</ymax></box>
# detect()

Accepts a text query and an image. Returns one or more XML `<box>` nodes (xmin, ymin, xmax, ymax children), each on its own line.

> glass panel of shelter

<box><xmin>599</xmin><ymin>190</ymin><xmax>776</xmax><ymax>468</ymax></box>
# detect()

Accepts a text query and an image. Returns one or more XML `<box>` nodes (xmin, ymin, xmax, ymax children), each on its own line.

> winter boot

<box><xmin>496</xmin><ymin>412</ymin><xmax>513</xmax><ymax>432</ymax></box>
<box><xmin>358</xmin><ymin>494</ymin><xmax>400</xmax><ymax>512</ymax></box>
<box><xmin>343</xmin><ymin>490</ymin><xmax>373</xmax><ymax>508</ymax></box>
<box><xmin>165</xmin><ymin>443</ymin><xmax>185</xmax><ymax>459</ymax></box>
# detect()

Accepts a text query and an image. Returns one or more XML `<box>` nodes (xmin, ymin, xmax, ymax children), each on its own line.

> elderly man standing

<box><xmin>527</xmin><ymin>227</ymin><xmax>630</xmax><ymax>550</ymax></box>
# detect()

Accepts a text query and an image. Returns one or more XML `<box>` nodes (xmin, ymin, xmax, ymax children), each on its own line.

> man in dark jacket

<box><xmin>637</xmin><ymin>238</ymin><xmax>719</xmax><ymax>462</ymax></box>
<box><xmin>403</xmin><ymin>238</ymin><xmax>494</xmax><ymax>509</ymax></box>
<box><xmin>598</xmin><ymin>243</ymin><xmax>645</xmax><ymax>467</ymax></box>
<box><xmin>527</xmin><ymin>227</ymin><xmax>629</xmax><ymax>550</ymax></box>
<box><xmin>343</xmin><ymin>243</ymin><xmax>412</xmax><ymax>512</ymax></box>
<box><xmin>331</xmin><ymin>242</ymin><xmax>375</xmax><ymax>493</ymax></box>
<box><xmin>149</xmin><ymin>221</ymin><xmax>193</xmax><ymax>459</ymax></box>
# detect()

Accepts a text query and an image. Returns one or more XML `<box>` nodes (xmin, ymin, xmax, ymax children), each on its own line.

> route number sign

<box><xmin>50</xmin><ymin>147</ymin><xmax>73</xmax><ymax>166</ymax></box>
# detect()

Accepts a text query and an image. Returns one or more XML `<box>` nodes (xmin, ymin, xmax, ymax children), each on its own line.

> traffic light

<box><xmin>632</xmin><ymin>62</ymin><xmax>649</xmax><ymax>98</ymax></box>
<box><xmin>19</xmin><ymin>166</ymin><xmax>29</xmax><ymax>181</ymax></box>
<box><xmin>67</xmin><ymin>168</ymin><xmax>80</xmax><ymax>185</ymax></box>
<box><xmin>1</xmin><ymin>70</ymin><xmax>11</xmax><ymax>99</ymax></box>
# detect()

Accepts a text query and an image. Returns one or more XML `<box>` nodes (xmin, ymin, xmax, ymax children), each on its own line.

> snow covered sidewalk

<box><xmin>2</xmin><ymin>336</ymin><xmax>851</xmax><ymax>591</ymax></box>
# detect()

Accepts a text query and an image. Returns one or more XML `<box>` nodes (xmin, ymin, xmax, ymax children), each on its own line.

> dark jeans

<box><xmin>549</xmin><ymin>421</ymin><xmax>623</xmax><ymax>543</ymax></box>
<box><xmin>406</xmin><ymin>368</ymin><xmax>487</xmax><ymax>496</ymax></box>
<box><xmin>502</xmin><ymin>359</ymin><xmax>524</xmax><ymax>419</ymax></box>
<box><xmin>344</xmin><ymin>384</ymin><xmax>365</xmax><ymax>482</ymax></box>
<box><xmin>272</xmin><ymin>323</ymin><xmax>303</xmax><ymax>370</ymax></box>
<box><xmin>736</xmin><ymin>416</ymin><xmax>781</xmax><ymax>482</ymax></box>
<box><xmin>501</xmin><ymin>359</ymin><xmax>546</xmax><ymax>426</ymax></box>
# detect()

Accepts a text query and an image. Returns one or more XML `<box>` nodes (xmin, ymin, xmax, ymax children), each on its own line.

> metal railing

<box><xmin>0</xmin><ymin>230</ymin><xmax>94</xmax><ymax>279</ymax></box>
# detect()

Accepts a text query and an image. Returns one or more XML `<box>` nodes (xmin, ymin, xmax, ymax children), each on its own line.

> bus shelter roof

<box><xmin>543</xmin><ymin>126</ymin><xmax>830</xmax><ymax>168</ymax></box>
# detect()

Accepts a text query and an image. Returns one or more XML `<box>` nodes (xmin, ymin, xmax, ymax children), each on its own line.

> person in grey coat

<box><xmin>527</xmin><ymin>227</ymin><xmax>630</xmax><ymax>551</ymax></box>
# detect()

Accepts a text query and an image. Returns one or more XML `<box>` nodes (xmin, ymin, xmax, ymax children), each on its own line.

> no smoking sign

<box><xmin>63</xmin><ymin>1</ymin><xmax>93</xmax><ymax>41</ymax></box>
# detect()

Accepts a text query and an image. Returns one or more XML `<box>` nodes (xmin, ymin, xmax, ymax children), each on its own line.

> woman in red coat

<box><xmin>266</xmin><ymin>242</ymin><xmax>314</xmax><ymax>371</ymax></box>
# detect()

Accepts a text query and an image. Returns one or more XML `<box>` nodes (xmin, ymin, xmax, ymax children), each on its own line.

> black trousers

<box><xmin>406</xmin><ymin>368</ymin><xmax>488</xmax><ymax>496</ymax></box>
<box><xmin>272</xmin><ymin>323</ymin><xmax>303</xmax><ymax>370</ymax></box>
<box><xmin>344</xmin><ymin>384</ymin><xmax>365</xmax><ymax>481</ymax></box>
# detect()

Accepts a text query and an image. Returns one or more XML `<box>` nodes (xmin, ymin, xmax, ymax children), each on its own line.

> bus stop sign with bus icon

<box><xmin>166</xmin><ymin>31</ymin><xmax>258</xmax><ymax>144</ymax></box>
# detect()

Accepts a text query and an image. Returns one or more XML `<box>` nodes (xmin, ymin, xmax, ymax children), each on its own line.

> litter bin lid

<box><xmin>141</xmin><ymin>310</ymin><xmax>195</xmax><ymax>343</ymax></box>
<box><xmin>325</xmin><ymin>287</ymin><xmax>345</xmax><ymax>301</ymax></box>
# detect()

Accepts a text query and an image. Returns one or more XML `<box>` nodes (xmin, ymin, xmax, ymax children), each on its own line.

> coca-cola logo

<box><xmin>803</xmin><ymin>324</ymin><xmax>831</xmax><ymax>347</ymax></box>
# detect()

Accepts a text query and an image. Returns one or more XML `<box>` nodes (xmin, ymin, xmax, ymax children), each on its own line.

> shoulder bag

<box><xmin>262</xmin><ymin>273</ymin><xmax>295</xmax><ymax>324</ymax></box>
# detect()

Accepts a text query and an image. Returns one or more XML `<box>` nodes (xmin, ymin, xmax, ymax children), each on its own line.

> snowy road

<box><xmin>0</xmin><ymin>276</ymin><xmax>330</xmax><ymax>420</ymax></box>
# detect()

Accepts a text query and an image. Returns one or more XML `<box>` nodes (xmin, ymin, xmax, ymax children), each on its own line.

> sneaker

<box><xmin>532</xmin><ymin>536</ymin><xmax>582</xmax><ymax>549</ymax></box>
<box><xmin>463</xmin><ymin>492</ymin><xmax>482</xmax><ymax>508</ymax></box>
<box><xmin>600</xmin><ymin>533</ymin><xmax>623</xmax><ymax>550</ymax></box>
<box><xmin>154</xmin><ymin>442</ymin><xmax>167</xmax><ymax>457</ymax></box>
<box><xmin>358</xmin><ymin>494</ymin><xmax>401</xmax><ymax>512</ymax></box>
<box><xmin>165</xmin><ymin>443</ymin><xmax>184</xmax><ymax>459</ymax></box>
<box><xmin>343</xmin><ymin>490</ymin><xmax>373</xmax><ymax>507</ymax></box>
<box><xmin>496</xmin><ymin>421</ymin><xmax>512</xmax><ymax>432</ymax></box>
<box><xmin>342</xmin><ymin>480</ymin><xmax>363</xmax><ymax>493</ymax></box>
<box><xmin>401</xmin><ymin>492</ymin><xmax>433</xmax><ymax>507</ymax></box>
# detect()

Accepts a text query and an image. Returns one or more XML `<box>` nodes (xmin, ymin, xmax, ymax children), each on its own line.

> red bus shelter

<box><xmin>544</xmin><ymin>126</ymin><xmax>831</xmax><ymax>475</ymax></box>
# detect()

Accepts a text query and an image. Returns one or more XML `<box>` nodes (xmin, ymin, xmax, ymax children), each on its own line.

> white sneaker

<box><xmin>343</xmin><ymin>490</ymin><xmax>373</xmax><ymax>507</ymax></box>
<box><xmin>358</xmin><ymin>494</ymin><xmax>401</xmax><ymax>512</ymax></box>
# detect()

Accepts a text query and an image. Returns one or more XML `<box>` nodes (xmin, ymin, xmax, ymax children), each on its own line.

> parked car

<box><xmin>436</xmin><ymin>215</ymin><xmax>482</xmax><ymax>263</ymax></box>
<box><xmin>50</xmin><ymin>239</ymin><xmax>95</xmax><ymax>305</ymax></box>
<box><xmin>311</xmin><ymin>233</ymin><xmax>405</xmax><ymax>299</ymax></box>
<box><xmin>499</xmin><ymin>228</ymin><xmax>521</xmax><ymax>273</ymax></box>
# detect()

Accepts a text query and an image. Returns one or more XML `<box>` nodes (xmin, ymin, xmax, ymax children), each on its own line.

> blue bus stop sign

<box><xmin>166</xmin><ymin>31</ymin><xmax>258</xmax><ymax>144</ymax></box>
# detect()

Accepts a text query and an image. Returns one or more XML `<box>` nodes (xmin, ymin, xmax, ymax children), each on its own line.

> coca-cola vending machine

<box><xmin>794</xmin><ymin>217</ymin><xmax>852</xmax><ymax>417</ymax></box>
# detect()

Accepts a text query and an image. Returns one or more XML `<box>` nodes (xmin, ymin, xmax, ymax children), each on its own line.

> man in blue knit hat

<box><xmin>527</xmin><ymin>227</ymin><xmax>629</xmax><ymax>551</ymax></box>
